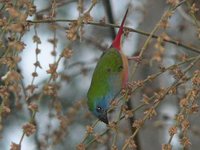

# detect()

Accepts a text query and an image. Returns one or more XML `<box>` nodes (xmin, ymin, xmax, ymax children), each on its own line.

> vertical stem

<box><xmin>103</xmin><ymin>0</ymin><xmax>116</xmax><ymax>39</ymax></box>
<box><xmin>126</xmin><ymin>100</ymin><xmax>141</xmax><ymax>150</ymax></box>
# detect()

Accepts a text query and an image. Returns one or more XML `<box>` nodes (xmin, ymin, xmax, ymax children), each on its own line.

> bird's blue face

<box><xmin>92</xmin><ymin>96</ymin><xmax>110</xmax><ymax>124</ymax></box>
<box><xmin>88</xmin><ymin>80</ymin><xmax>121</xmax><ymax>124</ymax></box>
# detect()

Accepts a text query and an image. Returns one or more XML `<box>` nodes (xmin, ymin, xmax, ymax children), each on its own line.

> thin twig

<box><xmin>26</xmin><ymin>19</ymin><xmax>200</xmax><ymax>54</ymax></box>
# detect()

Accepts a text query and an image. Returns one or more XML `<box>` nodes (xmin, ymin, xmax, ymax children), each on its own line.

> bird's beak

<box><xmin>99</xmin><ymin>112</ymin><xmax>108</xmax><ymax>124</ymax></box>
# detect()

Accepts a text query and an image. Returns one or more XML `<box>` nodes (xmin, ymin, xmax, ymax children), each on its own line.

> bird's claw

<box><xmin>128</xmin><ymin>56</ymin><xmax>142</xmax><ymax>63</ymax></box>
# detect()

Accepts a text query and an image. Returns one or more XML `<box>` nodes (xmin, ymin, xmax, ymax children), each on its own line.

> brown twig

<box><xmin>26</xmin><ymin>19</ymin><xmax>200</xmax><ymax>54</ymax></box>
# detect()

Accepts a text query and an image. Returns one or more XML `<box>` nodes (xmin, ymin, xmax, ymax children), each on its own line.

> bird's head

<box><xmin>88</xmin><ymin>96</ymin><xmax>109</xmax><ymax>124</ymax></box>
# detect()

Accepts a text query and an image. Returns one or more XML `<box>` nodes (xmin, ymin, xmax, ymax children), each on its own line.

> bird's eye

<box><xmin>96</xmin><ymin>106</ymin><xmax>102</xmax><ymax>113</ymax></box>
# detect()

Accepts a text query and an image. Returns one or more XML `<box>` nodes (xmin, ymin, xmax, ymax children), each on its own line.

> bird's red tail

<box><xmin>112</xmin><ymin>8</ymin><xmax>129</xmax><ymax>51</ymax></box>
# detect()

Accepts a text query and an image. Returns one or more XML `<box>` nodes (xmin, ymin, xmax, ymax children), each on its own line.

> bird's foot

<box><xmin>128</xmin><ymin>55</ymin><xmax>142</xmax><ymax>63</ymax></box>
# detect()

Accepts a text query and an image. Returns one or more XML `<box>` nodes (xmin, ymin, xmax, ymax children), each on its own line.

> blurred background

<box><xmin>0</xmin><ymin>0</ymin><xmax>200</xmax><ymax>150</ymax></box>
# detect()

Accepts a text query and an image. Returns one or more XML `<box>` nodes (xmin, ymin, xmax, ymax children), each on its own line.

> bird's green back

<box><xmin>87</xmin><ymin>47</ymin><xmax>123</xmax><ymax>110</ymax></box>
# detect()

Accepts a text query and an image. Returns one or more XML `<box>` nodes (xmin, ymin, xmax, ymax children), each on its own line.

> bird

<box><xmin>87</xmin><ymin>8</ymin><xmax>138</xmax><ymax>124</ymax></box>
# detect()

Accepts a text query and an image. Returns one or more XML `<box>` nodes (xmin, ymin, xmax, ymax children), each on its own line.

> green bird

<box><xmin>87</xmin><ymin>9</ymin><xmax>133</xmax><ymax>124</ymax></box>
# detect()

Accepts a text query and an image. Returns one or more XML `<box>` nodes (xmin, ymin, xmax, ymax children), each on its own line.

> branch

<box><xmin>26</xmin><ymin>19</ymin><xmax>200</xmax><ymax>54</ymax></box>
<box><xmin>36</xmin><ymin>0</ymin><xmax>75</xmax><ymax>15</ymax></box>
